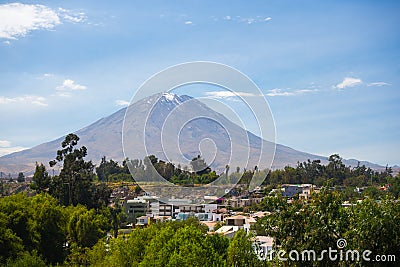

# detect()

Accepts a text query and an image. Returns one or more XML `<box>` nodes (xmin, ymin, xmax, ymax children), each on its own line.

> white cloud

<box><xmin>206</xmin><ymin>89</ymin><xmax>317</xmax><ymax>98</ymax></box>
<box><xmin>224</xmin><ymin>15</ymin><xmax>231</xmax><ymax>20</ymax></box>
<box><xmin>231</xmin><ymin>16</ymin><xmax>272</xmax><ymax>25</ymax></box>
<box><xmin>0</xmin><ymin>3</ymin><xmax>87</xmax><ymax>40</ymax></box>
<box><xmin>54</xmin><ymin>91</ymin><xmax>72</xmax><ymax>98</ymax></box>
<box><xmin>205</xmin><ymin>91</ymin><xmax>260</xmax><ymax>99</ymax></box>
<box><xmin>0</xmin><ymin>140</ymin><xmax>11</xmax><ymax>147</ymax></box>
<box><xmin>57</xmin><ymin>8</ymin><xmax>87</xmax><ymax>23</ymax></box>
<box><xmin>0</xmin><ymin>140</ymin><xmax>26</xmax><ymax>157</ymax></box>
<box><xmin>115</xmin><ymin>100</ymin><xmax>130</xmax><ymax>106</ymax></box>
<box><xmin>184</xmin><ymin>20</ymin><xmax>193</xmax><ymax>25</ymax></box>
<box><xmin>266</xmin><ymin>88</ymin><xmax>318</xmax><ymax>97</ymax></box>
<box><xmin>37</xmin><ymin>73</ymin><xmax>55</xmax><ymax>80</ymax></box>
<box><xmin>0</xmin><ymin>95</ymin><xmax>48</xmax><ymax>106</ymax></box>
<box><xmin>266</xmin><ymin>89</ymin><xmax>295</xmax><ymax>97</ymax></box>
<box><xmin>0</xmin><ymin>146</ymin><xmax>27</xmax><ymax>156</ymax></box>
<box><xmin>56</xmin><ymin>79</ymin><xmax>87</xmax><ymax>91</ymax></box>
<box><xmin>367</xmin><ymin>82</ymin><xmax>390</xmax><ymax>87</ymax></box>
<box><xmin>336</xmin><ymin>77</ymin><xmax>363</xmax><ymax>89</ymax></box>
<box><xmin>242</xmin><ymin>18</ymin><xmax>255</xmax><ymax>24</ymax></box>
<box><xmin>296</xmin><ymin>89</ymin><xmax>318</xmax><ymax>94</ymax></box>
<box><xmin>0</xmin><ymin>3</ymin><xmax>60</xmax><ymax>39</ymax></box>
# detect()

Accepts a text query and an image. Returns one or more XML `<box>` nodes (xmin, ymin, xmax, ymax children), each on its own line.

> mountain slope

<box><xmin>0</xmin><ymin>93</ymin><xmax>384</xmax><ymax>175</ymax></box>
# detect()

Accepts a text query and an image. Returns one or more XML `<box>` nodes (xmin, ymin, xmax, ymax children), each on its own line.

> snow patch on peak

<box><xmin>160</xmin><ymin>92</ymin><xmax>187</xmax><ymax>106</ymax></box>
<box><xmin>162</xmin><ymin>92</ymin><xmax>177</xmax><ymax>101</ymax></box>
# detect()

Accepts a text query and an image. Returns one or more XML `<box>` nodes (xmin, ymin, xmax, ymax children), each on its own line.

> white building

<box><xmin>253</xmin><ymin>236</ymin><xmax>274</xmax><ymax>260</ymax></box>
<box><xmin>215</xmin><ymin>215</ymin><xmax>256</xmax><ymax>238</ymax></box>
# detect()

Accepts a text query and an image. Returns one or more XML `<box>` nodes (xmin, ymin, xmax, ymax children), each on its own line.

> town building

<box><xmin>215</xmin><ymin>215</ymin><xmax>256</xmax><ymax>238</ymax></box>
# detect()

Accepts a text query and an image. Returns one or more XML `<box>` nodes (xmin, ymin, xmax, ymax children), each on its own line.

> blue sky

<box><xmin>0</xmin><ymin>0</ymin><xmax>399</xmax><ymax>166</ymax></box>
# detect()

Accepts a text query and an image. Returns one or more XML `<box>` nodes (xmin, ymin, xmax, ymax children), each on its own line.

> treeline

<box><xmin>95</xmin><ymin>157</ymin><xmax>131</xmax><ymax>181</ymax></box>
<box><xmin>252</xmin><ymin>190</ymin><xmax>400</xmax><ymax>266</ymax></box>
<box><xmin>97</xmin><ymin>155</ymin><xmax>276</xmax><ymax>186</ymax></box>
<box><xmin>263</xmin><ymin>154</ymin><xmax>395</xmax><ymax>187</ymax></box>
<box><xmin>15</xmin><ymin>132</ymin><xmax>397</xmax><ymax>192</ymax></box>
<box><xmin>97</xmin><ymin>154</ymin><xmax>220</xmax><ymax>185</ymax></box>
<box><xmin>28</xmin><ymin>133</ymin><xmax>400</xmax><ymax>202</ymax></box>
<box><xmin>96</xmin><ymin>153</ymin><xmax>397</xmax><ymax>191</ymax></box>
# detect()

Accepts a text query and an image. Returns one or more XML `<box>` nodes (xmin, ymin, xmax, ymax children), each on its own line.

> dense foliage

<box><xmin>0</xmin><ymin>193</ymin><xmax>111</xmax><ymax>265</ymax></box>
<box><xmin>253</xmin><ymin>189</ymin><xmax>400</xmax><ymax>266</ymax></box>
<box><xmin>264</xmin><ymin>154</ymin><xmax>394</xmax><ymax>187</ymax></box>
<box><xmin>0</xmin><ymin>197</ymin><xmax>259</xmax><ymax>266</ymax></box>
<box><xmin>95</xmin><ymin>153</ymin><xmax>397</xmax><ymax>193</ymax></box>
<box><xmin>95</xmin><ymin>157</ymin><xmax>131</xmax><ymax>182</ymax></box>
<box><xmin>78</xmin><ymin>218</ymin><xmax>259</xmax><ymax>267</ymax></box>
<box><xmin>97</xmin><ymin>154</ymin><xmax>220</xmax><ymax>185</ymax></box>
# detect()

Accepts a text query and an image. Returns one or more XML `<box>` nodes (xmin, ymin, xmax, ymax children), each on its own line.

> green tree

<box><xmin>0</xmin><ymin>212</ymin><xmax>24</xmax><ymax>263</ymax></box>
<box><xmin>253</xmin><ymin>188</ymin><xmax>400</xmax><ymax>266</ymax></box>
<box><xmin>109</xmin><ymin>205</ymin><xmax>125</xmax><ymax>238</ymax></box>
<box><xmin>166</xmin><ymin>225</ymin><xmax>224</xmax><ymax>267</ymax></box>
<box><xmin>30</xmin><ymin>163</ymin><xmax>50</xmax><ymax>193</ymax></box>
<box><xmin>108</xmin><ymin>172</ymin><xmax>133</xmax><ymax>181</ymax></box>
<box><xmin>49</xmin><ymin>134</ymin><xmax>94</xmax><ymax>206</ymax></box>
<box><xmin>362</xmin><ymin>186</ymin><xmax>386</xmax><ymax>199</ymax></box>
<box><xmin>90</xmin><ymin>183</ymin><xmax>112</xmax><ymax>210</ymax></box>
<box><xmin>387</xmin><ymin>173</ymin><xmax>400</xmax><ymax>198</ymax></box>
<box><xmin>88</xmin><ymin>218</ymin><xmax>225</xmax><ymax>267</ymax></box>
<box><xmin>5</xmin><ymin>251</ymin><xmax>46</xmax><ymax>267</ymax></box>
<box><xmin>30</xmin><ymin>194</ymin><xmax>67</xmax><ymax>264</ymax></box>
<box><xmin>99</xmin><ymin>225</ymin><xmax>158</xmax><ymax>266</ymax></box>
<box><xmin>190</xmin><ymin>155</ymin><xmax>211</xmax><ymax>176</ymax></box>
<box><xmin>96</xmin><ymin>156</ymin><xmax>121</xmax><ymax>182</ymax></box>
<box><xmin>0</xmin><ymin>180</ymin><xmax>4</xmax><ymax>196</ymax></box>
<box><xmin>345</xmin><ymin>197</ymin><xmax>400</xmax><ymax>263</ymax></box>
<box><xmin>0</xmin><ymin>194</ymin><xmax>36</xmax><ymax>254</ymax></box>
<box><xmin>206</xmin><ymin>234</ymin><xmax>229</xmax><ymax>262</ymax></box>
<box><xmin>141</xmin><ymin>224</ymin><xmax>223</xmax><ymax>267</ymax></box>
<box><xmin>227</xmin><ymin>230</ymin><xmax>259</xmax><ymax>267</ymax></box>
<box><xmin>16</xmin><ymin>173</ymin><xmax>25</xmax><ymax>183</ymax></box>
<box><xmin>49</xmin><ymin>133</ymin><xmax>109</xmax><ymax>209</ymax></box>
<box><xmin>225</xmin><ymin>164</ymin><xmax>230</xmax><ymax>180</ymax></box>
<box><xmin>66</xmin><ymin>206</ymin><xmax>109</xmax><ymax>249</ymax></box>
<box><xmin>0</xmin><ymin>193</ymin><xmax>67</xmax><ymax>265</ymax></box>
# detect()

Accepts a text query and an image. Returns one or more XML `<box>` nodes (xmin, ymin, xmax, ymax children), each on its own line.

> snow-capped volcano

<box><xmin>0</xmin><ymin>92</ymin><xmax>384</xmax><ymax>175</ymax></box>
